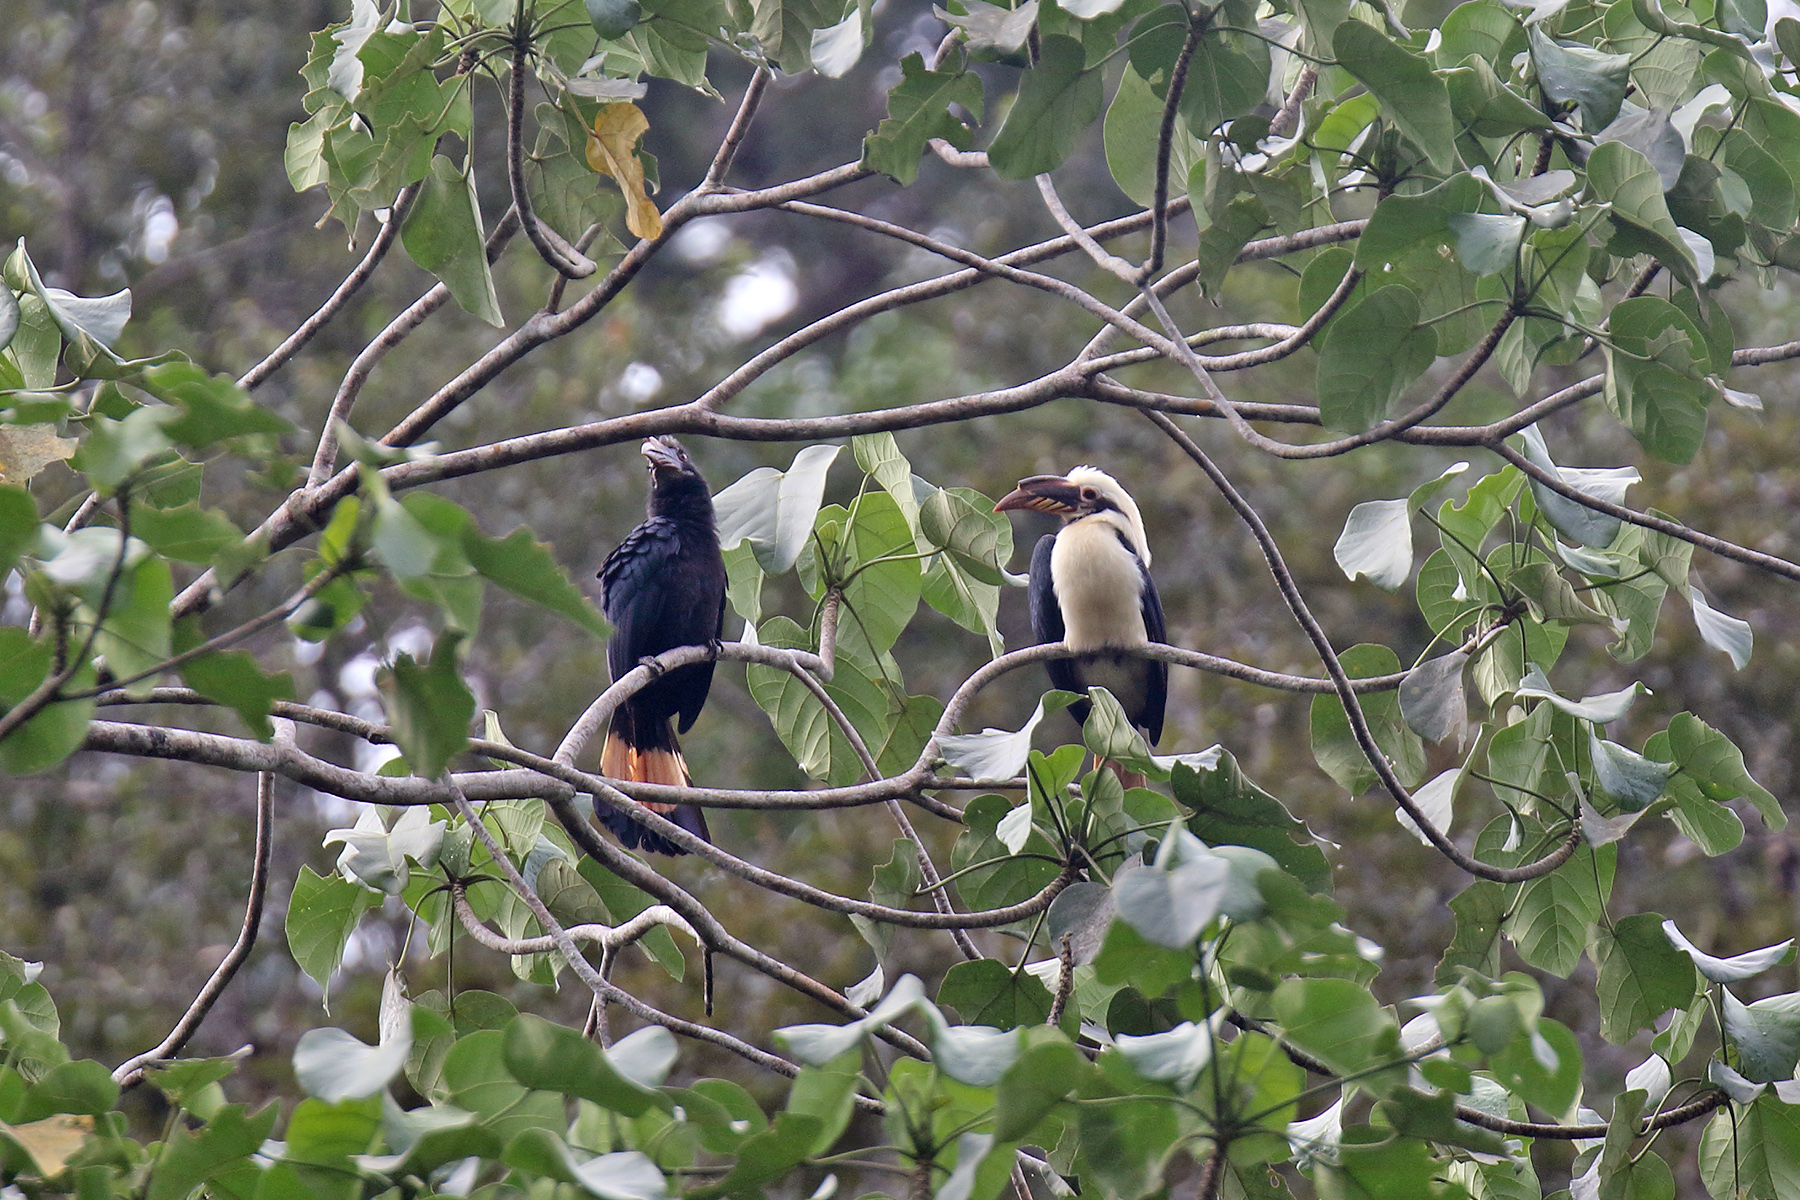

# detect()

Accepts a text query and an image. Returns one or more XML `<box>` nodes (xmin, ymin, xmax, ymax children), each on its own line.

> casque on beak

<box><xmin>994</xmin><ymin>474</ymin><xmax>1083</xmax><ymax>515</ymax></box>
<box><xmin>642</xmin><ymin>436</ymin><xmax>684</xmax><ymax>474</ymax></box>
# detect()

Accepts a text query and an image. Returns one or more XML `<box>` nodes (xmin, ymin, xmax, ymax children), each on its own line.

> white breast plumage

<box><xmin>1049</xmin><ymin>515</ymin><xmax>1148</xmax><ymax>652</ymax></box>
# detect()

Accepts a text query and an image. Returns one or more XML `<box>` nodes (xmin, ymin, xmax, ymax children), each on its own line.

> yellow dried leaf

<box><xmin>586</xmin><ymin>103</ymin><xmax>662</xmax><ymax>241</ymax></box>
<box><xmin>0</xmin><ymin>424</ymin><xmax>76</xmax><ymax>484</ymax></box>
<box><xmin>1</xmin><ymin>1113</ymin><xmax>93</xmax><ymax>1176</ymax></box>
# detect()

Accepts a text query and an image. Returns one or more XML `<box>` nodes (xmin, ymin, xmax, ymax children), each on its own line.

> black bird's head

<box><xmin>641</xmin><ymin>436</ymin><xmax>713</xmax><ymax>518</ymax></box>
<box><xmin>994</xmin><ymin>466</ymin><xmax>1151</xmax><ymax>563</ymax></box>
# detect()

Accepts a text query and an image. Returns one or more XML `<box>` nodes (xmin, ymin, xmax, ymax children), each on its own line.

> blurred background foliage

<box><xmin>2</xmin><ymin>0</ymin><xmax>1798</xmax><ymax>1184</ymax></box>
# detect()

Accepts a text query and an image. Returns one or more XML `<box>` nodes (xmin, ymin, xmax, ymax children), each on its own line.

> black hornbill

<box><xmin>596</xmin><ymin>436</ymin><xmax>726</xmax><ymax>855</ymax></box>
<box><xmin>994</xmin><ymin>466</ymin><xmax>1168</xmax><ymax>747</ymax></box>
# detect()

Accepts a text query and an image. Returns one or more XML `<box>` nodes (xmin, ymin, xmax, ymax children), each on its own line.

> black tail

<box><xmin>597</xmin><ymin>706</ymin><xmax>711</xmax><ymax>856</ymax></box>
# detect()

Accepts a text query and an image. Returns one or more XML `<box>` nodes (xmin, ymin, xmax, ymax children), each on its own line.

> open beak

<box><xmin>994</xmin><ymin>474</ymin><xmax>1082</xmax><ymax>515</ymax></box>
<box><xmin>642</xmin><ymin>436</ymin><xmax>684</xmax><ymax>473</ymax></box>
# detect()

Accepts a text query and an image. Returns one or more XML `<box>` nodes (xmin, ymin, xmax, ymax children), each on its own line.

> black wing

<box><xmin>600</xmin><ymin>518</ymin><xmax>681</xmax><ymax>680</ymax></box>
<box><xmin>599</xmin><ymin>518</ymin><xmax>725</xmax><ymax>730</ymax></box>
<box><xmin>1028</xmin><ymin>532</ymin><xmax>1087</xmax><ymax>706</ymax></box>
<box><xmin>1138</xmin><ymin>560</ymin><xmax>1168</xmax><ymax>745</ymax></box>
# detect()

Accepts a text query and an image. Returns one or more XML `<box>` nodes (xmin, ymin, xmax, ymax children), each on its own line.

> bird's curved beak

<box><xmin>994</xmin><ymin>474</ymin><xmax>1081</xmax><ymax>515</ymax></box>
<box><xmin>641</xmin><ymin>436</ymin><xmax>684</xmax><ymax>473</ymax></box>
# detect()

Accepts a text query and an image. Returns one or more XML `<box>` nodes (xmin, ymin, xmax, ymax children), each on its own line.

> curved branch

<box><xmin>237</xmin><ymin>185</ymin><xmax>418</xmax><ymax>392</ymax></box>
<box><xmin>308</xmin><ymin>207</ymin><xmax>521</xmax><ymax>488</ymax></box>
<box><xmin>113</xmin><ymin>770</ymin><xmax>274</xmax><ymax>1087</ymax></box>
<box><xmin>1145</xmin><ymin>412</ymin><xmax>1580</xmax><ymax>884</ymax></box>
<box><xmin>702</xmin><ymin>66</ymin><xmax>773</xmax><ymax>189</ymax></box>
<box><xmin>505</xmin><ymin>35</ymin><xmax>596</xmax><ymax>279</ymax></box>
<box><xmin>451</xmin><ymin>881</ymin><xmax>698</xmax><ymax>955</ymax></box>
<box><xmin>539</xmin><ymin>791</ymin><xmax>933</xmax><ymax>1060</ymax></box>
<box><xmin>1491</xmin><ymin>441</ymin><xmax>1800</xmax><ymax>585</ymax></box>
<box><xmin>1145</xmin><ymin>20</ymin><xmax>1202</xmax><ymax>278</ymax></box>
<box><xmin>448</xmin><ymin>783</ymin><xmax>801</xmax><ymax>1077</ymax></box>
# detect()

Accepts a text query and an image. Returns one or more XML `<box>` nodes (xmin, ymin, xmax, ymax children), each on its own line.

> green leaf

<box><xmin>987</xmin><ymin>36</ymin><xmax>1105</xmax><ymax>180</ymax></box>
<box><xmin>1171</xmin><ymin>752</ymin><xmax>1332</xmax><ymax>891</ymax></box>
<box><xmin>860</xmin><ymin>54</ymin><xmax>983</xmax><ymax>185</ymax></box>
<box><xmin>1699</xmin><ymin>1095</ymin><xmax>1800</xmax><ymax>1200</ymax></box>
<box><xmin>128</xmin><ymin>500</ymin><xmax>243</xmax><ymax>565</ymax></box>
<box><xmin>835</xmin><ymin>489</ymin><xmax>921</xmax><ymax>655</ymax></box>
<box><xmin>293</xmin><ymin>1016</ymin><xmax>413</xmax><ymax>1102</ymax></box>
<box><xmin>1723</xmin><ymin>989</ymin><xmax>1800</xmax><ymax>1082</ymax></box>
<box><xmin>1272</xmin><ymin>978</ymin><xmax>1402</xmax><ymax>1079</ymax></box>
<box><xmin>179</xmin><ymin>650</ymin><xmax>297</xmax><ymax>742</ymax></box>
<box><xmin>73</xmin><ymin>406</ymin><xmax>174</xmax><ymax>496</ymax></box>
<box><xmin>994</xmin><ymin>1038</ymin><xmax>1086</xmax><ymax>1140</ymax></box>
<box><xmin>1488</xmin><ymin>1017</ymin><xmax>1581</xmax><ymax>1114</ymax></box>
<box><xmin>1105</xmin><ymin>65</ymin><xmax>1203</xmax><ymax>207</ymax></box>
<box><xmin>588</xmin><ymin>0</ymin><xmax>645</xmax><ymax>37</ymax></box>
<box><xmin>402</xmin><ymin>155</ymin><xmax>503</xmax><ymax>326</ymax></box>
<box><xmin>137</xmin><ymin>362</ymin><xmax>293</xmax><ymax>446</ymax></box>
<box><xmin>145</xmin><ymin>1103</ymin><xmax>280</xmax><ymax>1200</ymax></box>
<box><xmin>501</xmin><ymin>1015</ymin><xmax>667</xmax><ymax>1116</ymax></box>
<box><xmin>1436</xmin><ymin>879</ymin><xmax>1506</xmax><ymax>985</ymax></box>
<box><xmin>1593</xmin><ymin>912</ymin><xmax>1700</xmax><ymax>1042</ymax></box>
<box><xmin>1507</xmin><ymin>844</ymin><xmax>1613</xmax><ymax>977</ymax></box>
<box><xmin>713</xmin><ymin>444</ymin><xmax>842</xmax><ymax>574</ymax></box>
<box><xmin>1443</xmin><ymin>57</ymin><xmax>1555</xmax><ymax>137</ymax></box>
<box><xmin>463</xmin><ymin>524</ymin><xmax>610</xmax><ymax>638</ymax></box>
<box><xmin>1316</xmin><ymin>286</ymin><xmax>1437</xmax><ymax>432</ymax></box>
<box><xmin>1588</xmin><ymin>141</ymin><xmax>1700</xmax><ymax>283</ymax></box>
<box><xmin>939</xmin><ymin>959</ymin><xmax>1054</xmax><ymax>1029</ymax></box>
<box><xmin>0</xmin><ymin>627</ymin><xmax>95</xmax><ymax>776</ymax></box>
<box><xmin>0</xmin><ymin>486</ymin><xmax>39</xmax><ymax>578</ymax></box>
<box><xmin>1333</xmin><ymin>21</ymin><xmax>1456</xmax><ymax>172</ymax></box>
<box><xmin>379</xmin><ymin>631</ymin><xmax>474</xmax><ymax>779</ymax></box>
<box><xmin>1309</xmin><ymin>644</ymin><xmax>1426</xmax><ymax>794</ymax></box>
<box><xmin>1603</xmin><ymin>295</ymin><xmax>1711</xmax><ymax>463</ymax></box>
<box><xmin>283</xmin><ymin>866</ymin><xmax>377</xmax><ymax>999</ymax></box>
<box><xmin>1667</xmin><ymin>711</ymin><xmax>1783</xmax><ymax>830</ymax></box>
<box><xmin>1528</xmin><ymin>25</ymin><xmax>1629</xmax><ymax>131</ymax></box>
<box><xmin>1112</xmin><ymin>838</ymin><xmax>1229</xmax><ymax>948</ymax></box>
<box><xmin>441</xmin><ymin>1030</ymin><xmax>567</xmax><ymax>1142</ymax></box>
<box><xmin>921</xmin><ymin>486</ymin><xmax>1010</xmax><ymax>586</ymax></box>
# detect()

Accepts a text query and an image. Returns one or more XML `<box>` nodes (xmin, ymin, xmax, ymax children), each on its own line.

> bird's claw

<box><xmin>706</xmin><ymin>638</ymin><xmax>725</xmax><ymax>661</ymax></box>
<box><xmin>638</xmin><ymin>655</ymin><xmax>668</xmax><ymax>679</ymax></box>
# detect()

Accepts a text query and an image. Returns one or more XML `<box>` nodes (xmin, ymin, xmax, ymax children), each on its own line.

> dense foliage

<box><xmin>4</xmin><ymin>0</ymin><xmax>1800</xmax><ymax>1195</ymax></box>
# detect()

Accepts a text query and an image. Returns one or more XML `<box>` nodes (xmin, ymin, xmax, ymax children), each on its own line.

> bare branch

<box><xmin>505</xmin><ymin>35</ymin><xmax>596</xmax><ymax>279</ymax></box>
<box><xmin>702</xmin><ymin>67</ymin><xmax>773</xmax><ymax>189</ymax></box>
<box><xmin>1145</xmin><ymin>20</ymin><xmax>1202</xmax><ymax>278</ymax></box>
<box><xmin>449</xmin><ymin>781</ymin><xmax>803</xmax><ymax>1077</ymax></box>
<box><xmin>113</xmin><ymin>769</ymin><xmax>275</xmax><ymax>1087</ymax></box>
<box><xmin>238</xmin><ymin>185</ymin><xmax>418</xmax><ymax>392</ymax></box>
<box><xmin>308</xmin><ymin>207</ymin><xmax>521</xmax><ymax>488</ymax></box>
<box><xmin>1492</xmin><ymin>441</ymin><xmax>1800</xmax><ymax>585</ymax></box>
<box><xmin>1145</xmin><ymin>411</ymin><xmax>1581</xmax><ymax>884</ymax></box>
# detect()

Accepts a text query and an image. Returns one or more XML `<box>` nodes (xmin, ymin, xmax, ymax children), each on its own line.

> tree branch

<box><xmin>113</xmin><ymin>769</ymin><xmax>275</xmax><ymax>1088</ymax></box>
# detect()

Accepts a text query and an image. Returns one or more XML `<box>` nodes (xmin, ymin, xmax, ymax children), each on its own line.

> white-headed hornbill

<box><xmin>995</xmin><ymin>466</ymin><xmax>1168</xmax><ymax>747</ymax></box>
<box><xmin>596</xmin><ymin>436</ymin><xmax>726</xmax><ymax>855</ymax></box>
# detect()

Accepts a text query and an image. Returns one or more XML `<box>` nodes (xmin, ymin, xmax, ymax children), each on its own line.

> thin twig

<box><xmin>450</xmin><ymin>781</ymin><xmax>801</xmax><ymax>1076</ymax></box>
<box><xmin>1145</xmin><ymin>20</ymin><xmax>1203</xmax><ymax>279</ymax></box>
<box><xmin>238</xmin><ymin>184</ymin><xmax>418</xmax><ymax>392</ymax></box>
<box><xmin>505</xmin><ymin>34</ymin><xmax>596</xmax><ymax>278</ymax></box>
<box><xmin>702</xmin><ymin>66</ymin><xmax>773</xmax><ymax>189</ymax></box>
<box><xmin>113</xmin><ymin>770</ymin><xmax>275</xmax><ymax>1087</ymax></box>
<box><xmin>1145</xmin><ymin>411</ymin><xmax>1580</xmax><ymax>884</ymax></box>
<box><xmin>307</xmin><ymin>207</ymin><xmax>521</xmax><ymax>488</ymax></box>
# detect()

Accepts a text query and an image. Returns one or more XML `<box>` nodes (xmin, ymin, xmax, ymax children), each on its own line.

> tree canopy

<box><xmin>3</xmin><ymin>0</ymin><xmax>1800</xmax><ymax>1196</ymax></box>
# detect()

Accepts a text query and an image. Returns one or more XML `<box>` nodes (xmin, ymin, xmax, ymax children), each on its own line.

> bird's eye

<box><xmin>1080</xmin><ymin>487</ymin><xmax>1098</xmax><ymax>502</ymax></box>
